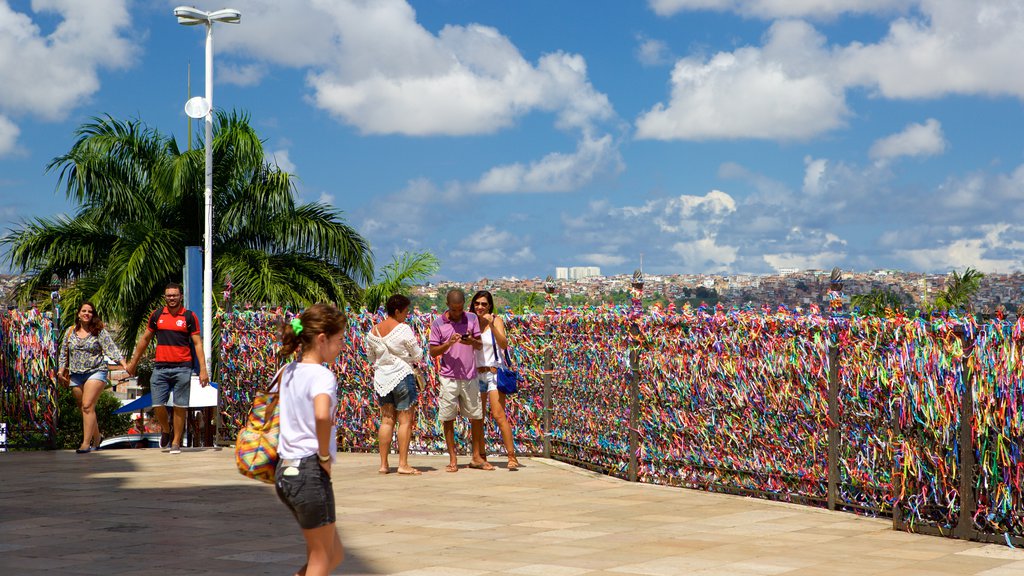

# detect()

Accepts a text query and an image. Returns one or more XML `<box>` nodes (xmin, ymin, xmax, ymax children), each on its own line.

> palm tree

<box><xmin>850</xmin><ymin>289</ymin><xmax>910</xmax><ymax>317</ymax></box>
<box><xmin>362</xmin><ymin>251</ymin><xmax>441</xmax><ymax>312</ymax></box>
<box><xmin>933</xmin><ymin>267</ymin><xmax>985</xmax><ymax>314</ymax></box>
<box><xmin>3</xmin><ymin>112</ymin><xmax>374</xmax><ymax>349</ymax></box>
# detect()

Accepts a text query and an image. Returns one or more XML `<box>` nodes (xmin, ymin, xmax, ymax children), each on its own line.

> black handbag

<box><xmin>491</xmin><ymin>327</ymin><xmax>520</xmax><ymax>395</ymax></box>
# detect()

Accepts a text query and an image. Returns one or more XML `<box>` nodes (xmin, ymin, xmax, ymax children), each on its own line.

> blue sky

<box><xmin>3</xmin><ymin>0</ymin><xmax>1024</xmax><ymax>281</ymax></box>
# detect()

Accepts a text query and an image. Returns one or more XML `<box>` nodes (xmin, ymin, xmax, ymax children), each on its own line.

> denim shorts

<box><xmin>376</xmin><ymin>373</ymin><xmax>418</xmax><ymax>411</ymax></box>
<box><xmin>275</xmin><ymin>455</ymin><xmax>336</xmax><ymax>529</ymax></box>
<box><xmin>478</xmin><ymin>371</ymin><xmax>497</xmax><ymax>394</ymax></box>
<box><xmin>150</xmin><ymin>366</ymin><xmax>192</xmax><ymax>407</ymax></box>
<box><xmin>69</xmin><ymin>370</ymin><xmax>108</xmax><ymax>388</ymax></box>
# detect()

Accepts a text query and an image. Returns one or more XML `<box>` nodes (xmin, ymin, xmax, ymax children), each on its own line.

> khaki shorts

<box><xmin>438</xmin><ymin>376</ymin><xmax>483</xmax><ymax>421</ymax></box>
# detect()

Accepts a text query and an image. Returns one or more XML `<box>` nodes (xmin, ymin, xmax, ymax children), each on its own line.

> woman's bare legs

<box><xmin>479</xmin><ymin>390</ymin><xmax>489</xmax><ymax>461</ymax></box>
<box><xmin>488</xmin><ymin>389</ymin><xmax>519</xmax><ymax>468</ymax></box>
<box><xmin>297</xmin><ymin>523</ymin><xmax>343</xmax><ymax>576</ymax></box>
<box><xmin>395</xmin><ymin>406</ymin><xmax>420</xmax><ymax>474</ymax></box>
<box><xmin>378</xmin><ymin>404</ymin><xmax>396</xmax><ymax>474</ymax></box>
<box><xmin>80</xmin><ymin>379</ymin><xmax>105</xmax><ymax>450</ymax></box>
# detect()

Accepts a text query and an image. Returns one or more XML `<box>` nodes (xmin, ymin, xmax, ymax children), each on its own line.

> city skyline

<box><xmin>3</xmin><ymin>1</ymin><xmax>1024</xmax><ymax>281</ymax></box>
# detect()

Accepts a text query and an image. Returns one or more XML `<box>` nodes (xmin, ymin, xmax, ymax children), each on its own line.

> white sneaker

<box><xmin>169</xmin><ymin>445</ymin><xmax>182</xmax><ymax>454</ymax></box>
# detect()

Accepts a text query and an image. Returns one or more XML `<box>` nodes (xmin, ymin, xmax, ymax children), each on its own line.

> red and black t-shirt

<box><xmin>148</xmin><ymin>306</ymin><xmax>200</xmax><ymax>368</ymax></box>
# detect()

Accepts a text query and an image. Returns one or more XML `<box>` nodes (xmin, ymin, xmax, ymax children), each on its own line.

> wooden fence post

<box><xmin>954</xmin><ymin>357</ymin><xmax>977</xmax><ymax>539</ymax></box>
<box><xmin>827</xmin><ymin>341</ymin><xmax>840</xmax><ymax>511</ymax></box>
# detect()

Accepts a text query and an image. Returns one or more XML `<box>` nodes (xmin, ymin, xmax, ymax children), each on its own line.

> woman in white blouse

<box><xmin>366</xmin><ymin>294</ymin><xmax>423</xmax><ymax>475</ymax></box>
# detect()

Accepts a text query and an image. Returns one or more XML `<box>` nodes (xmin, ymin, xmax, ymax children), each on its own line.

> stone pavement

<box><xmin>2</xmin><ymin>448</ymin><xmax>1024</xmax><ymax>575</ymax></box>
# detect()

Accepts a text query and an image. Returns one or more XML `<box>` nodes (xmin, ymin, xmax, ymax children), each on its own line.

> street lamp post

<box><xmin>174</xmin><ymin>6</ymin><xmax>241</xmax><ymax>367</ymax></box>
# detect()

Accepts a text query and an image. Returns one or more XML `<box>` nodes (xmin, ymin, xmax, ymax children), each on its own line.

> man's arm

<box><xmin>126</xmin><ymin>330</ymin><xmax>155</xmax><ymax>376</ymax></box>
<box><xmin>191</xmin><ymin>333</ymin><xmax>210</xmax><ymax>386</ymax></box>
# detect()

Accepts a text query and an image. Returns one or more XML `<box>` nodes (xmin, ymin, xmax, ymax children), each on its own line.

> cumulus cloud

<box><xmin>0</xmin><ymin>0</ymin><xmax>136</xmax><ymax>152</ymax></box>
<box><xmin>213</xmin><ymin>0</ymin><xmax>612</xmax><ymax>137</ymax></box>
<box><xmin>802</xmin><ymin>156</ymin><xmax>829</xmax><ymax>195</ymax></box>
<box><xmin>474</xmin><ymin>133</ymin><xmax>623</xmax><ymax>193</ymax></box>
<box><xmin>636</xmin><ymin>35</ymin><xmax>673</xmax><ymax>67</ymax></box>
<box><xmin>648</xmin><ymin>0</ymin><xmax>914</xmax><ymax>19</ymax></box>
<box><xmin>219</xmin><ymin>63</ymin><xmax>266</xmax><ymax>87</ymax></box>
<box><xmin>838</xmin><ymin>2</ymin><xmax>1024</xmax><ymax>100</ymax></box>
<box><xmin>448</xmin><ymin>225</ymin><xmax>535</xmax><ymax>268</ymax></box>
<box><xmin>639</xmin><ymin>3</ymin><xmax>1024</xmax><ymax>141</ymax></box>
<box><xmin>0</xmin><ymin>115</ymin><xmax>19</xmax><ymax>157</ymax></box>
<box><xmin>635</xmin><ymin>20</ymin><xmax>847</xmax><ymax>141</ymax></box>
<box><xmin>894</xmin><ymin>224</ymin><xmax>1024</xmax><ymax>272</ymax></box>
<box><xmin>267</xmin><ymin>149</ymin><xmax>296</xmax><ymax>173</ymax></box>
<box><xmin>869</xmin><ymin>118</ymin><xmax>946</xmax><ymax>162</ymax></box>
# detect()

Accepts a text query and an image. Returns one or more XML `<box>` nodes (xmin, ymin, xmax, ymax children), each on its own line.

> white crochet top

<box><xmin>365</xmin><ymin>323</ymin><xmax>423</xmax><ymax>396</ymax></box>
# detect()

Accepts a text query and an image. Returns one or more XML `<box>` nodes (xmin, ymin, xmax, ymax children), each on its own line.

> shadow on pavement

<box><xmin>0</xmin><ymin>447</ymin><xmax>380</xmax><ymax>575</ymax></box>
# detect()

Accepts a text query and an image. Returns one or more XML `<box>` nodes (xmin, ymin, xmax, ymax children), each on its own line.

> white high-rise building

<box><xmin>555</xmin><ymin>266</ymin><xmax>601</xmax><ymax>280</ymax></box>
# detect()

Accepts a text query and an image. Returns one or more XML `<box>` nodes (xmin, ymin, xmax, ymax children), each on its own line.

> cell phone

<box><xmin>460</xmin><ymin>333</ymin><xmax>472</xmax><ymax>340</ymax></box>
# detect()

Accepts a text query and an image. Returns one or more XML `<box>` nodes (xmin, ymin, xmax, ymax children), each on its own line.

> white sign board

<box><xmin>168</xmin><ymin>376</ymin><xmax>219</xmax><ymax>408</ymax></box>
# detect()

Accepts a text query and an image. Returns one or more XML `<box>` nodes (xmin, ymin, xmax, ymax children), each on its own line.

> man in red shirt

<box><xmin>127</xmin><ymin>283</ymin><xmax>210</xmax><ymax>454</ymax></box>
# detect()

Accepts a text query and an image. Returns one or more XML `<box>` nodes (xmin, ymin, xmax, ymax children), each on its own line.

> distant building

<box><xmin>556</xmin><ymin>266</ymin><xmax>601</xmax><ymax>280</ymax></box>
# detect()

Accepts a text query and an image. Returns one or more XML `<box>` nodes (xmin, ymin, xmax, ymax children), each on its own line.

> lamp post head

<box><xmin>174</xmin><ymin>6</ymin><xmax>241</xmax><ymax>25</ymax></box>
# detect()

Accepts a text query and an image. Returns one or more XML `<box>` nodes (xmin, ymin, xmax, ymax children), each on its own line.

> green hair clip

<box><xmin>290</xmin><ymin>318</ymin><xmax>303</xmax><ymax>335</ymax></box>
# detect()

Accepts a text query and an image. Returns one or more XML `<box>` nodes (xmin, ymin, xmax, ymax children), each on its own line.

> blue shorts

<box><xmin>151</xmin><ymin>366</ymin><xmax>192</xmax><ymax>407</ymax></box>
<box><xmin>276</xmin><ymin>455</ymin><xmax>336</xmax><ymax>529</ymax></box>
<box><xmin>376</xmin><ymin>374</ymin><xmax>418</xmax><ymax>411</ymax></box>
<box><xmin>69</xmin><ymin>370</ymin><xmax>108</xmax><ymax>388</ymax></box>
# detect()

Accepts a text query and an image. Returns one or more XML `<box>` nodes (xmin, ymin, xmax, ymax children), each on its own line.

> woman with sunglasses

<box><xmin>470</xmin><ymin>290</ymin><xmax>520</xmax><ymax>470</ymax></box>
<box><xmin>57</xmin><ymin>302</ymin><xmax>130</xmax><ymax>453</ymax></box>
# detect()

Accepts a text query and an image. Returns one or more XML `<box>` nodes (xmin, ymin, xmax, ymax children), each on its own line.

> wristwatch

<box><xmin>317</xmin><ymin>453</ymin><xmax>330</xmax><ymax>462</ymax></box>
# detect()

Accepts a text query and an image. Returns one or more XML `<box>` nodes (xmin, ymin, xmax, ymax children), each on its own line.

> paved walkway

<box><xmin>2</xmin><ymin>448</ymin><xmax>1024</xmax><ymax>575</ymax></box>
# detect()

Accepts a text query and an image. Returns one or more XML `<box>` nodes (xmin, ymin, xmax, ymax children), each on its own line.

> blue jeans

<box><xmin>151</xmin><ymin>366</ymin><xmax>192</xmax><ymax>407</ymax></box>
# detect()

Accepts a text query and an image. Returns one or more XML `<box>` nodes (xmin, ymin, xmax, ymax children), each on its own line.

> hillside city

<box><xmin>4</xmin><ymin>268</ymin><xmax>1023</xmax><ymax>316</ymax></box>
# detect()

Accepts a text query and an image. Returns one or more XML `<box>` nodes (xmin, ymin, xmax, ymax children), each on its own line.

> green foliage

<box><xmin>931</xmin><ymin>267</ymin><xmax>985</xmax><ymax>313</ymax></box>
<box><xmin>3</xmin><ymin>111</ymin><xmax>373</xmax><ymax>350</ymax></box>
<box><xmin>363</xmin><ymin>252</ymin><xmax>440</xmax><ymax>312</ymax></box>
<box><xmin>851</xmin><ymin>289</ymin><xmax>911</xmax><ymax>317</ymax></box>
<box><xmin>54</xmin><ymin>387</ymin><xmax>132</xmax><ymax>449</ymax></box>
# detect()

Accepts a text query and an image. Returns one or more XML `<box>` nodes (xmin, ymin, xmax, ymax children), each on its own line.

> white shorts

<box><xmin>438</xmin><ymin>376</ymin><xmax>483</xmax><ymax>421</ymax></box>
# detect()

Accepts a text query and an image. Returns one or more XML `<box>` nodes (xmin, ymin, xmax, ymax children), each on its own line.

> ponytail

<box><xmin>278</xmin><ymin>303</ymin><xmax>347</xmax><ymax>359</ymax></box>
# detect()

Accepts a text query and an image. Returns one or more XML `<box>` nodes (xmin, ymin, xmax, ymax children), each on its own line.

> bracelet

<box><xmin>317</xmin><ymin>453</ymin><xmax>330</xmax><ymax>462</ymax></box>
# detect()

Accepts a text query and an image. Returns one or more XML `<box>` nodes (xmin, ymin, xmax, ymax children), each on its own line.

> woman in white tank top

<box><xmin>365</xmin><ymin>294</ymin><xmax>423</xmax><ymax>475</ymax></box>
<box><xmin>471</xmin><ymin>290</ymin><xmax>520</xmax><ymax>470</ymax></box>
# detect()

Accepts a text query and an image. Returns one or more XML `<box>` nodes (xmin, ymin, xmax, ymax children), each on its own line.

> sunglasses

<box><xmin>472</xmin><ymin>301</ymin><xmax>489</xmax><ymax>308</ymax></box>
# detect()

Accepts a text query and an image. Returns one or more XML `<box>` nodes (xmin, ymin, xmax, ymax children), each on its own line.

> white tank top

<box><xmin>475</xmin><ymin>326</ymin><xmax>501</xmax><ymax>368</ymax></box>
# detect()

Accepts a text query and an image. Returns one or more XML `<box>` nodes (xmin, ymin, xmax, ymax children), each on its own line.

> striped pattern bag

<box><xmin>235</xmin><ymin>367</ymin><xmax>285</xmax><ymax>483</ymax></box>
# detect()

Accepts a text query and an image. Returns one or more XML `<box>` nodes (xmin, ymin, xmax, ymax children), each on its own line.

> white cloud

<box><xmin>802</xmin><ymin>157</ymin><xmax>829</xmax><ymax>195</ymax></box>
<box><xmin>671</xmin><ymin>238</ymin><xmax>738</xmax><ymax>272</ymax></box>
<box><xmin>219</xmin><ymin>63</ymin><xmax>266</xmax><ymax>87</ymax></box>
<box><xmin>635</xmin><ymin>20</ymin><xmax>847</xmax><ymax>141</ymax></box>
<box><xmin>267</xmin><ymin>149</ymin><xmax>296</xmax><ymax>173</ymax></box>
<box><xmin>0</xmin><ymin>0</ymin><xmax>136</xmax><ymax>143</ymax></box>
<box><xmin>648</xmin><ymin>0</ymin><xmax>914</xmax><ymax>19</ymax></box>
<box><xmin>869</xmin><ymin>119</ymin><xmax>946</xmax><ymax>162</ymax></box>
<box><xmin>636</xmin><ymin>36</ymin><xmax>673</xmax><ymax>67</ymax></box>
<box><xmin>838</xmin><ymin>1</ymin><xmax>1024</xmax><ymax>100</ymax></box>
<box><xmin>894</xmin><ymin>224</ymin><xmax>1024</xmax><ymax>272</ymax></box>
<box><xmin>474</xmin><ymin>133</ymin><xmax>623</xmax><ymax>193</ymax></box>
<box><xmin>579</xmin><ymin>252</ymin><xmax>629</xmax><ymax>267</ymax></box>
<box><xmin>0</xmin><ymin>114</ymin><xmax>19</xmax><ymax>156</ymax></box>
<box><xmin>212</xmin><ymin>0</ymin><xmax>612</xmax><ymax>137</ymax></box>
<box><xmin>448</xmin><ymin>225</ymin><xmax>535</xmax><ymax>268</ymax></box>
<box><xmin>763</xmin><ymin>250</ymin><xmax>848</xmax><ymax>271</ymax></box>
